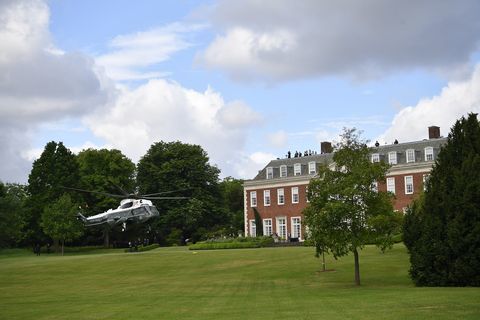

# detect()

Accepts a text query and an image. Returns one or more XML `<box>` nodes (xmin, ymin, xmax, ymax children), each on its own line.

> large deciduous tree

<box><xmin>404</xmin><ymin>113</ymin><xmax>480</xmax><ymax>286</ymax></box>
<box><xmin>0</xmin><ymin>182</ymin><xmax>28</xmax><ymax>248</ymax></box>
<box><xmin>137</xmin><ymin>141</ymin><xmax>226</xmax><ymax>244</ymax></box>
<box><xmin>26</xmin><ymin>141</ymin><xmax>80</xmax><ymax>247</ymax></box>
<box><xmin>41</xmin><ymin>194</ymin><xmax>83</xmax><ymax>255</ymax></box>
<box><xmin>219</xmin><ymin>177</ymin><xmax>244</xmax><ymax>236</ymax></box>
<box><xmin>304</xmin><ymin>128</ymin><xmax>399</xmax><ymax>285</ymax></box>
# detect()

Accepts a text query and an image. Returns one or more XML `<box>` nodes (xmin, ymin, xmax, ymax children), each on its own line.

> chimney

<box><xmin>428</xmin><ymin>126</ymin><xmax>440</xmax><ymax>139</ymax></box>
<box><xmin>321</xmin><ymin>141</ymin><xmax>333</xmax><ymax>154</ymax></box>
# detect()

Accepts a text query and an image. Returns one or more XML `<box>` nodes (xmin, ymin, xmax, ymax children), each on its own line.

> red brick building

<box><xmin>243</xmin><ymin>127</ymin><xmax>447</xmax><ymax>240</ymax></box>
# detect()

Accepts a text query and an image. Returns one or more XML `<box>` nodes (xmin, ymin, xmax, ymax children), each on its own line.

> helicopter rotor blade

<box><xmin>142</xmin><ymin>188</ymin><xmax>191</xmax><ymax>197</ymax></box>
<box><xmin>63</xmin><ymin>186</ymin><xmax>125</xmax><ymax>198</ymax></box>
<box><xmin>142</xmin><ymin>196</ymin><xmax>189</xmax><ymax>200</ymax></box>
<box><xmin>106</xmin><ymin>180</ymin><xmax>131</xmax><ymax>197</ymax></box>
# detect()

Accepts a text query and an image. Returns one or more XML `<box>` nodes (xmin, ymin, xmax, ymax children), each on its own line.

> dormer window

<box><xmin>280</xmin><ymin>165</ymin><xmax>287</xmax><ymax>177</ymax></box>
<box><xmin>406</xmin><ymin>149</ymin><xmax>415</xmax><ymax>163</ymax></box>
<box><xmin>294</xmin><ymin>163</ymin><xmax>301</xmax><ymax>176</ymax></box>
<box><xmin>425</xmin><ymin>147</ymin><xmax>434</xmax><ymax>161</ymax></box>
<box><xmin>388</xmin><ymin>151</ymin><xmax>397</xmax><ymax>165</ymax></box>
<box><xmin>266</xmin><ymin>167</ymin><xmax>273</xmax><ymax>179</ymax></box>
<box><xmin>308</xmin><ymin>161</ymin><xmax>316</xmax><ymax>174</ymax></box>
<box><xmin>371</xmin><ymin>153</ymin><xmax>380</xmax><ymax>163</ymax></box>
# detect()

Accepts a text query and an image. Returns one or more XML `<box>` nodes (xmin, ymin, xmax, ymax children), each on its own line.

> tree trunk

<box><xmin>322</xmin><ymin>251</ymin><xmax>326</xmax><ymax>272</ymax></box>
<box><xmin>353</xmin><ymin>247</ymin><xmax>360</xmax><ymax>286</ymax></box>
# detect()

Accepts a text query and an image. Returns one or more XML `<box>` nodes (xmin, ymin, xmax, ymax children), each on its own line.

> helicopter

<box><xmin>64</xmin><ymin>186</ymin><xmax>187</xmax><ymax>230</ymax></box>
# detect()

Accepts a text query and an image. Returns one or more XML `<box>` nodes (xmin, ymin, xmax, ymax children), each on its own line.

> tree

<box><xmin>253</xmin><ymin>208</ymin><xmax>263</xmax><ymax>237</ymax></box>
<box><xmin>0</xmin><ymin>182</ymin><xmax>28</xmax><ymax>248</ymax></box>
<box><xmin>25</xmin><ymin>141</ymin><xmax>80</xmax><ymax>248</ymax></box>
<box><xmin>41</xmin><ymin>194</ymin><xmax>83</xmax><ymax>255</ymax></box>
<box><xmin>404</xmin><ymin>113</ymin><xmax>480</xmax><ymax>286</ymax></box>
<box><xmin>77</xmin><ymin>148</ymin><xmax>136</xmax><ymax>247</ymax></box>
<box><xmin>304</xmin><ymin>128</ymin><xmax>398</xmax><ymax>285</ymax></box>
<box><xmin>137</xmin><ymin>141</ymin><xmax>227</xmax><ymax>244</ymax></box>
<box><xmin>219</xmin><ymin>177</ymin><xmax>244</xmax><ymax>236</ymax></box>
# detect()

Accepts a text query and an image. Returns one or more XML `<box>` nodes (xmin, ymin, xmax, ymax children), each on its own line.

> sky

<box><xmin>1</xmin><ymin>0</ymin><xmax>480</xmax><ymax>184</ymax></box>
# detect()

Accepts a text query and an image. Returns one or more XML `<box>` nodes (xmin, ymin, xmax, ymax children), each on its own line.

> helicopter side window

<box><xmin>120</xmin><ymin>201</ymin><xmax>134</xmax><ymax>209</ymax></box>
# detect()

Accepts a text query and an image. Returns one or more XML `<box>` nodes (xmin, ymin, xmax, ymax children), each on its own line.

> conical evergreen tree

<box><xmin>405</xmin><ymin>113</ymin><xmax>480</xmax><ymax>286</ymax></box>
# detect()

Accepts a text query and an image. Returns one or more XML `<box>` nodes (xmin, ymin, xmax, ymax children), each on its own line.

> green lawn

<box><xmin>1</xmin><ymin>244</ymin><xmax>479</xmax><ymax>320</ymax></box>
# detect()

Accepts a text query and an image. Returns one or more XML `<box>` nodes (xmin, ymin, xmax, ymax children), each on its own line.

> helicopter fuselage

<box><xmin>79</xmin><ymin>199</ymin><xmax>159</xmax><ymax>228</ymax></box>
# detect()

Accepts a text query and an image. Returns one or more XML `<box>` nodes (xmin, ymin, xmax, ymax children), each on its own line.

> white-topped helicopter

<box><xmin>65</xmin><ymin>186</ymin><xmax>187</xmax><ymax>230</ymax></box>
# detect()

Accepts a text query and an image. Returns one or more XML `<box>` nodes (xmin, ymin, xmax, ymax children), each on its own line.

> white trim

<box><xmin>308</xmin><ymin>161</ymin><xmax>316</xmax><ymax>174</ymax></box>
<box><xmin>276</xmin><ymin>216</ymin><xmax>287</xmax><ymax>239</ymax></box>
<box><xmin>294</xmin><ymin>163</ymin><xmax>301</xmax><ymax>176</ymax></box>
<box><xmin>250</xmin><ymin>191</ymin><xmax>257</xmax><ymax>207</ymax></box>
<box><xmin>263</xmin><ymin>218</ymin><xmax>273</xmax><ymax>236</ymax></box>
<box><xmin>266</xmin><ymin>167</ymin><xmax>273</xmax><ymax>179</ymax></box>
<box><xmin>371</xmin><ymin>153</ymin><xmax>380</xmax><ymax>163</ymax></box>
<box><xmin>406</xmin><ymin>149</ymin><xmax>415</xmax><ymax>163</ymax></box>
<box><xmin>280</xmin><ymin>165</ymin><xmax>287</xmax><ymax>177</ymax></box>
<box><xmin>387</xmin><ymin>177</ymin><xmax>396</xmax><ymax>194</ymax></box>
<box><xmin>424</xmin><ymin>147</ymin><xmax>434</xmax><ymax>161</ymax></box>
<box><xmin>404</xmin><ymin>175</ymin><xmax>414</xmax><ymax>194</ymax></box>
<box><xmin>388</xmin><ymin>151</ymin><xmax>397</xmax><ymax>165</ymax></box>
<box><xmin>244</xmin><ymin>179</ymin><xmax>310</xmax><ymax>191</ymax></box>
<box><xmin>249</xmin><ymin>220</ymin><xmax>256</xmax><ymax>237</ymax></box>
<box><xmin>291</xmin><ymin>216</ymin><xmax>302</xmax><ymax>239</ymax></box>
<box><xmin>291</xmin><ymin>186</ymin><xmax>299</xmax><ymax>204</ymax></box>
<box><xmin>263</xmin><ymin>189</ymin><xmax>271</xmax><ymax>206</ymax></box>
<box><xmin>277</xmin><ymin>188</ymin><xmax>285</xmax><ymax>205</ymax></box>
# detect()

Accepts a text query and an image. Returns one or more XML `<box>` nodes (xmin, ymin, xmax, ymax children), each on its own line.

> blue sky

<box><xmin>1</xmin><ymin>0</ymin><xmax>480</xmax><ymax>183</ymax></box>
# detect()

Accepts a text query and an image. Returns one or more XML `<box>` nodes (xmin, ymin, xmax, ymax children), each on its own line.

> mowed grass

<box><xmin>1</xmin><ymin>244</ymin><xmax>479</xmax><ymax>320</ymax></box>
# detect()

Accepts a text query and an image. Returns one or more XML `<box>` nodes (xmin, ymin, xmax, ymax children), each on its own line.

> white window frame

<box><xmin>276</xmin><ymin>217</ymin><xmax>287</xmax><ymax>239</ymax></box>
<box><xmin>249</xmin><ymin>220</ymin><xmax>256</xmax><ymax>237</ymax></box>
<box><xmin>266</xmin><ymin>167</ymin><xmax>273</xmax><ymax>179</ymax></box>
<box><xmin>277</xmin><ymin>188</ymin><xmax>285</xmax><ymax>205</ymax></box>
<box><xmin>250</xmin><ymin>191</ymin><xmax>257</xmax><ymax>207</ymax></box>
<box><xmin>263</xmin><ymin>190</ymin><xmax>271</xmax><ymax>206</ymax></box>
<box><xmin>371</xmin><ymin>181</ymin><xmax>378</xmax><ymax>192</ymax></box>
<box><xmin>424</xmin><ymin>147</ymin><xmax>434</xmax><ymax>161</ymax></box>
<box><xmin>405</xmin><ymin>175</ymin><xmax>414</xmax><ymax>194</ymax></box>
<box><xmin>387</xmin><ymin>177</ymin><xmax>395</xmax><ymax>194</ymax></box>
<box><xmin>406</xmin><ymin>149</ymin><xmax>415</xmax><ymax>163</ymax></box>
<box><xmin>291</xmin><ymin>187</ymin><xmax>299</xmax><ymax>204</ymax></box>
<box><xmin>291</xmin><ymin>217</ymin><xmax>302</xmax><ymax>239</ymax></box>
<box><xmin>388</xmin><ymin>151</ymin><xmax>397</xmax><ymax>165</ymax></box>
<box><xmin>294</xmin><ymin>163</ymin><xmax>301</xmax><ymax>176</ymax></box>
<box><xmin>371</xmin><ymin>153</ymin><xmax>380</xmax><ymax>163</ymax></box>
<box><xmin>280</xmin><ymin>165</ymin><xmax>287</xmax><ymax>177</ymax></box>
<box><xmin>308</xmin><ymin>161</ymin><xmax>316</xmax><ymax>174</ymax></box>
<box><xmin>263</xmin><ymin>219</ymin><xmax>272</xmax><ymax>236</ymax></box>
<box><xmin>306</xmin><ymin>186</ymin><xmax>310</xmax><ymax>203</ymax></box>
<box><xmin>423</xmin><ymin>174</ymin><xmax>429</xmax><ymax>191</ymax></box>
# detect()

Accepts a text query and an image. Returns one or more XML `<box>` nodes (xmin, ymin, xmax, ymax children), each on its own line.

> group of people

<box><xmin>286</xmin><ymin>150</ymin><xmax>317</xmax><ymax>159</ymax></box>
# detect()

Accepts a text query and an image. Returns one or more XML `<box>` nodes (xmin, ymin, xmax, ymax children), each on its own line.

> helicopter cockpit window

<box><xmin>120</xmin><ymin>201</ymin><xmax>134</xmax><ymax>209</ymax></box>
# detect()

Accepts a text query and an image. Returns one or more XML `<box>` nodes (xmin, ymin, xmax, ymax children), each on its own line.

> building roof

<box><xmin>249</xmin><ymin>137</ymin><xmax>447</xmax><ymax>182</ymax></box>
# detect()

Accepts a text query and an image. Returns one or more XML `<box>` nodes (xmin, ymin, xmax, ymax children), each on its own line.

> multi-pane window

<box><xmin>249</xmin><ymin>220</ymin><xmax>256</xmax><ymax>237</ymax></box>
<box><xmin>371</xmin><ymin>153</ymin><xmax>380</xmax><ymax>163</ymax></box>
<box><xmin>264</xmin><ymin>190</ymin><xmax>271</xmax><ymax>206</ymax></box>
<box><xmin>405</xmin><ymin>176</ymin><xmax>414</xmax><ymax>194</ymax></box>
<box><xmin>292</xmin><ymin>187</ymin><xmax>299</xmax><ymax>203</ymax></box>
<box><xmin>294</xmin><ymin>163</ymin><xmax>301</xmax><ymax>176</ymax></box>
<box><xmin>306</xmin><ymin>186</ymin><xmax>309</xmax><ymax>203</ymax></box>
<box><xmin>250</xmin><ymin>191</ymin><xmax>257</xmax><ymax>207</ymax></box>
<box><xmin>291</xmin><ymin>217</ymin><xmax>301</xmax><ymax>239</ymax></box>
<box><xmin>266</xmin><ymin>167</ymin><xmax>273</xmax><ymax>179</ymax></box>
<box><xmin>308</xmin><ymin>161</ymin><xmax>316</xmax><ymax>174</ymax></box>
<box><xmin>277</xmin><ymin>188</ymin><xmax>285</xmax><ymax>205</ymax></box>
<box><xmin>388</xmin><ymin>151</ymin><xmax>397</xmax><ymax>165</ymax></box>
<box><xmin>387</xmin><ymin>177</ymin><xmax>396</xmax><ymax>194</ymax></box>
<box><xmin>263</xmin><ymin>219</ymin><xmax>272</xmax><ymax>236</ymax></box>
<box><xmin>280</xmin><ymin>165</ymin><xmax>287</xmax><ymax>177</ymax></box>
<box><xmin>425</xmin><ymin>147</ymin><xmax>434</xmax><ymax>161</ymax></box>
<box><xmin>406</xmin><ymin>149</ymin><xmax>415</xmax><ymax>163</ymax></box>
<box><xmin>277</xmin><ymin>217</ymin><xmax>287</xmax><ymax>239</ymax></box>
<box><xmin>371</xmin><ymin>181</ymin><xmax>378</xmax><ymax>192</ymax></box>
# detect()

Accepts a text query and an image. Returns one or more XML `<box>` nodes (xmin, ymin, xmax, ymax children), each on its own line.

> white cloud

<box><xmin>85</xmin><ymin>79</ymin><xmax>261</xmax><ymax>178</ymax></box>
<box><xmin>234</xmin><ymin>151</ymin><xmax>276</xmax><ymax>179</ymax></box>
<box><xmin>267</xmin><ymin>130</ymin><xmax>288</xmax><ymax>148</ymax></box>
<box><xmin>378</xmin><ymin>64</ymin><xmax>480</xmax><ymax>144</ymax></box>
<box><xmin>0</xmin><ymin>0</ymin><xmax>111</xmax><ymax>183</ymax></box>
<box><xmin>200</xmin><ymin>0</ymin><xmax>480</xmax><ymax>82</ymax></box>
<box><xmin>96</xmin><ymin>23</ymin><xmax>205</xmax><ymax>81</ymax></box>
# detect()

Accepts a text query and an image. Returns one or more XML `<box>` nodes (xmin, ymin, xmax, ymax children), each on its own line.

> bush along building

<box><xmin>243</xmin><ymin>126</ymin><xmax>447</xmax><ymax>240</ymax></box>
